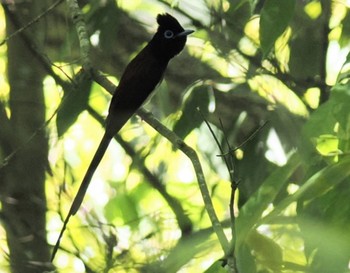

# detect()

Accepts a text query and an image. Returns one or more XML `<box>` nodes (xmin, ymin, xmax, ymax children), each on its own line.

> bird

<box><xmin>51</xmin><ymin>13</ymin><xmax>193</xmax><ymax>261</ymax></box>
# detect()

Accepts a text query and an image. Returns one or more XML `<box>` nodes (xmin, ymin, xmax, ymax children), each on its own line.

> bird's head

<box><xmin>150</xmin><ymin>13</ymin><xmax>194</xmax><ymax>61</ymax></box>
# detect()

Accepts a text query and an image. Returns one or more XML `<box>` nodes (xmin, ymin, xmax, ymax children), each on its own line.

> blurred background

<box><xmin>0</xmin><ymin>0</ymin><xmax>350</xmax><ymax>272</ymax></box>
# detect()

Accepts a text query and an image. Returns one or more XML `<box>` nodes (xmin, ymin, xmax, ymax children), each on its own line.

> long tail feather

<box><xmin>51</xmin><ymin>132</ymin><xmax>112</xmax><ymax>261</ymax></box>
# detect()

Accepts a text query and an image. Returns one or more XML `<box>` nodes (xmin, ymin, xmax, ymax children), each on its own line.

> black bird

<box><xmin>51</xmin><ymin>13</ymin><xmax>193</xmax><ymax>260</ymax></box>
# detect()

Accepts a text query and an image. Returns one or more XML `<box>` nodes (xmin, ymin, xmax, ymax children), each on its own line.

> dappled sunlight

<box><xmin>1</xmin><ymin>0</ymin><xmax>350</xmax><ymax>272</ymax></box>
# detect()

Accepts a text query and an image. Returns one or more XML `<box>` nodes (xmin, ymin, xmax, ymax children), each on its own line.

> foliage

<box><xmin>1</xmin><ymin>0</ymin><xmax>350</xmax><ymax>272</ymax></box>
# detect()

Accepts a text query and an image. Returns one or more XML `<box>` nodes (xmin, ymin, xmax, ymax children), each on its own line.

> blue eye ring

<box><xmin>164</xmin><ymin>30</ymin><xmax>174</xmax><ymax>39</ymax></box>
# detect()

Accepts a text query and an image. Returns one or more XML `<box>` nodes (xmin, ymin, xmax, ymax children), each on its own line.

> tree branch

<box><xmin>0</xmin><ymin>0</ymin><xmax>64</xmax><ymax>46</ymax></box>
<box><xmin>86</xmin><ymin>105</ymin><xmax>193</xmax><ymax>235</ymax></box>
<box><xmin>92</xmin><ymin>72</ymin><xmax>231</xmax><ymax>257</ymax></box>
<box><xmin>66</xmin><ymin>0</ymin><xmax>92</xmax><ymax>71</ymax></box>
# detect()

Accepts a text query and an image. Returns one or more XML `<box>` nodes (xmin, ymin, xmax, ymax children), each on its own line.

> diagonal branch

<box><xmin>2</xmin><ymin>2</ymin><xmax>69</xmax><ymax>87</ymax></box>
<box><xmin>65</xmin><ymin>0</ymin><xmax>92</xmax><ymax>71</ymax></box>
<box><xmin>92</xmin><ymin>71</ymin><xmax>231</xmax><ymax>256</ymax></box>
<box><xmin>0</xmin><ymin>0</ymin><xmax>64</xmax><ymax>46</ymax></box>
<box><xmin>86</xmin><ymin>105</ymin><xmax>193</xmax><ymax>235</ymax></box>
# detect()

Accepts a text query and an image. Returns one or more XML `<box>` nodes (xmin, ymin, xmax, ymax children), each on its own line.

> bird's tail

<box><xmin>70</xmin><ymin>132</ymin><xmax>112</xmax><ymax>215</ymax></box>
<box><xmin>51</xmin><ymin>132</ymin><xmax>112</xmax><ymax>261</ymax></box>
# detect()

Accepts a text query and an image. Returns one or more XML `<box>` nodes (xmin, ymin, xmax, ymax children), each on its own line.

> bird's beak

<box><xmin>175</xmin><ymin>29</ymin><xmax>194</xmax><ymax>38</ymax></box>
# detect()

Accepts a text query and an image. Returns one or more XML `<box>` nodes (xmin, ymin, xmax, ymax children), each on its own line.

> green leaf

<box><xmin>246</xmin><ymin>231</ymin><xmax>283</xmax><ymax>271</ymax></box>
<box><xmin>158</xmin><ymin>229</ymin><xmax>216</xmax><ymax>272</ymax></box>
<box><xmin>236</xmin><ymin>153</ymin><xmax>301</xmax><ymax>249</ymax></box>
<box><xmin>264</xmin><ymin>156</ymin><xmax>350</xmax><ymax>222</ymax></box>
<box><xmin>104</xmin><ymin>193</ymin><xmax>139</xmax><ymax>229</ymax></box>
<box><xmin>203</xmin><ymin>260</ymin><xmax>227</xmax><ymax>273</ymax></box>
<box><xmin>260</xmin><ymin>0</ymin><xmax>296</xmax><ymax>57</ymax></box>
<box><xmin>298</xmin><ymin>217</ymin><xmax>350</xmax><ymax>273</ymax></box>
<box><xmin>173</xmin><ymin>82</ymin><xmax>212</xmax><ymax>139</ymax></box>
<box><xmin>303</xmin><ymin>82</ymin><xmax>350</xmax><ymax>153</ymax></box>
<box><xmin>302</xmin><ymin>100</ymin><xmax>337</xmax><ymax>139</ymax></box>
<box><xmin>331</xmin><ymin>83</ymin><xmax>350</xmax><ymax>152</ymax></box>
<box><xmin>236</xmin><ymin>242</ymin><xmax>257</xmax><ymax>273</ymax></box>
<box><xmin>56</xmin><ymin>71</ymin><xmax>92</xmax><ymax>137</ymax></box>
<box><xmin>339</xmin><ymin>11</ymin><xmax>350</xmax><ymax>47</ymax></box>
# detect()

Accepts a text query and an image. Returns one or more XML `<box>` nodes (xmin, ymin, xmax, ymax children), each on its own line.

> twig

<box><xmin>0</xmin><ymin>1</ymin><xmax>91</xmax><ymax>170</ymax></box>
<box><xmin>218</xmin><ymin>118</ymin><xmax>238</xmax><ymax>266</ymax></box>
<box><xmin>198</xmin><ymin>109</ymin><xmax>239</xmax><ymax>272</ymax></box>
<box><xmin>92</xmin><ymin>73</ymin><xmax>231</xmax><ymax>255</ymax></box>
<box><xmin>218</xmin><ymin>121</ymin><xmax>269</xmax><ymax>157</ymax></box>
<box><xmin>199</xmin><ymin>110</ymin><xmax>268</xmax><ymax>272</ymax></box>
<box><xmin>86</xmin><ymin>105</ymin><xmax>193</xmax><ymax>234</ymax></box>
<box><xmin>0</xmin><ymin>104</ymin><xmax>59</xmax><ymax>170</ymax></box>
<box><xmin>2</xmin><ymin>3</ymin><xmax>237</xmax><ymax>263</ymax></box>
<box><xmin>65</xmin><ymin>0</ymin><xmax>92</xmax><ymax>71</ymax></box>
<box><xmin>139</xmin><ymin>108</ymin><xmax>231</xmax><ymax>253</ymax></box>
<box><xmin>0</xmin><ymin>0</ymin><xmax>64</xmax><ymax>46</ymax></box>
<box><xmin>2</xmin><ymin>1</ymin><xmax>69</xmax><ymax>86</ymax></box>
<box><xmin>198</xmin><ymin>108</ymin><xmax>235</xmax><ymax>182</ymax></box>
<box><xmin>0</xmin><ymin>68</ymin><xmax>86</xmax><ymax>170</ymax></box>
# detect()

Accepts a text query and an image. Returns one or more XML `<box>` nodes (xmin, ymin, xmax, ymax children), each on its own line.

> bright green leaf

<box><xmin>260</xmin><ymin>0</ymin><xmax>296</xmax><ymax>57</ymax></box>
<box><xmin>236</xmin><ymin>153</ymin><xmax>301</xmax><ymax>249</ymax></box>
<box><xmin>246</xmin><ymin>231</ymin><xmax>283</xmax><ymax>271</ymax></box>
<box><xmin>302</xmin><ymin>100</ymin><xmax>337</xmax><ymax>139</ymax></box>
<box><xmin>263</xmin><ymin>156</ymin><xmax>350</xmax><ymax>222</ymax></box>
<box><xmin>104</xmin><ymin>193</ymin><xmax>139</xmax><ymax>229</ymax></box>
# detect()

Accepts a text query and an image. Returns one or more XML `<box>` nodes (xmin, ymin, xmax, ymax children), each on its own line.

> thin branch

<box><xmin>198</xmin><ymin>108</ymin><xmax>235</xmax><ymax>182</ymax></box>
<box><xmin>86</xmin><ymin>105</ymin><xmax>193</xmax><ymax>234</ymax></box>
<box><xmin>159</xmin><ymin>0</ymin><xmax>324</xmax><ymax>103</ymax></box>
<box><xmin>1</xmin><ymin>1</ymin><xmax>92</xmax><ymax>169</ymax></box>
<box><xmin>3</xmin><ymin>0</ymin><xmax>229</xmax><ymax>260</ymax></box>
<box><xmin>2</xmin><ymin>2</ymin><xmax>70</xmax><ymax>87</ymax></box>
<box><xmin>65</xmin><ymin>0</ymin><xmax>92</xmax><ymax>71</ymax></box>
<box><xmin>92</xmin><ymin>73</ymin><xmax>231</xmax><ymax>255</ymax></box>
<box><xmin>0</xmin><ymin>68</ymin><xmax>88</xmax><ymax>171</ymax></box>
<box><xmin>0</xmin><ymin>1</ymin><xmax>94</xmax><ymax>170</ymax></box>
<box><xmin>199</xmin><ymin>109</ymin><xmax>268</xmax><ymax>272</ymax></box>
<box><xmin>218</xmin><ymin>121</ymin><xmax>269</xmax><ymax>157</ymax></box>
<box><xmin>198</xmin><ymin>109</ymin><xmax>239</xmax><ymax>272</ymax></box>
<box><xmin>0</xmin><ymin>100</ymin><xmax>59</xmax><ymax>169</ymax></box>
<box><xmin>139</xmin><ymin>108</ymin><xmax>231</xmax><ymax>253</ymax></box>
<box><xmin>0</xmin><ymin>0</ymin><xmax>64</xmax><ymax>46</ymax></box>
<box><xmin>218</xmin><ymin>119</ymin><xmax>237</xmax><ymax>245</ymax></box>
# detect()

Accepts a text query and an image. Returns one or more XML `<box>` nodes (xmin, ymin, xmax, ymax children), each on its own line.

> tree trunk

<box><xmin>2</xmin><ymin>1</ymin><xmax>51</xmax><ymax>272</ymax></box>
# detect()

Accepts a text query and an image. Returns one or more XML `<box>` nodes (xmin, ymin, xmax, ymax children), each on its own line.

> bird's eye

<box><xmin>164</xmin><ymin>30</ymin><xmax>174</xmax><ymax>39</ymax></box>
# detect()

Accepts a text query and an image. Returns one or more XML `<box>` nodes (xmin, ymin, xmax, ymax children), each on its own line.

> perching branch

<box><xmin>92</xmin><ymin>72</ymin><xmax>231</xmax><ymax>257</ymax></box>
<box><xmin>65</xmin><ymin>0</ymin><xmax>92</xmax><ymax>71</ymax></box>
<box><xmin>86</xmin><ymin>105</ymin><xmax>193</xmax><ymax>235</ymax></box>
<box><xmin>2</xmin><ymin>0</ymin><xmax>231</xmax><ymax>263</ymax></box>
<box><xmin>58</xmin><ymin>1</ymin><xmax>230</xmax><ymax>257</ymax></box>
